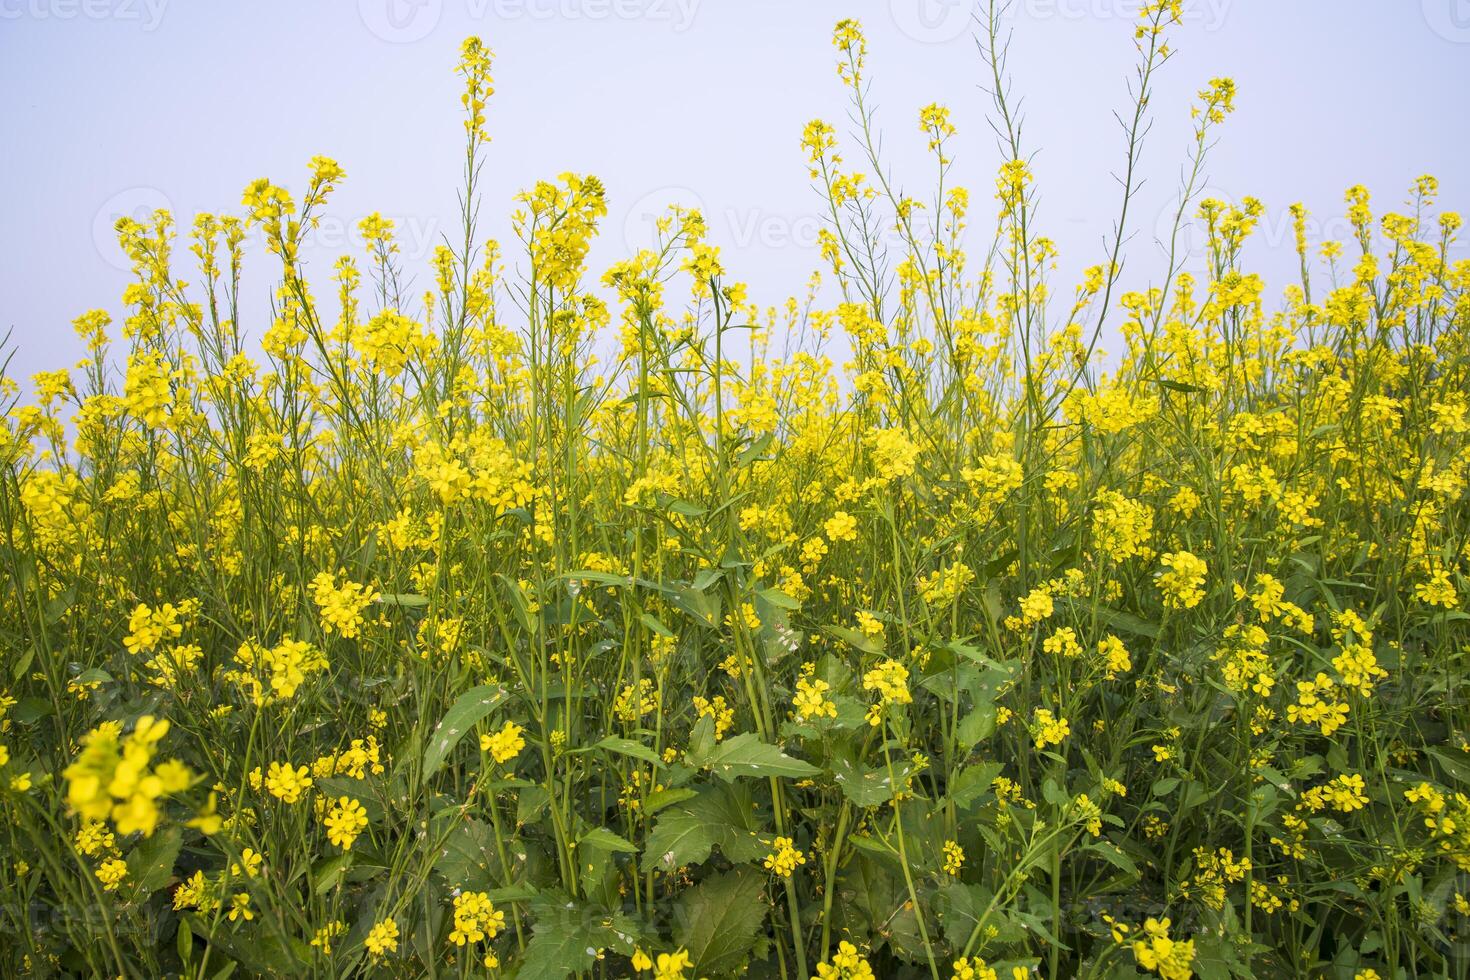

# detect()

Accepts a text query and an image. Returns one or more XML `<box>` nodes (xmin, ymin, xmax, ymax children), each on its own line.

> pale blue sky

<box><xmin>3</xmin><ymin>0</ymin><xmax>1468</xmax><ymax>382</ymax></box>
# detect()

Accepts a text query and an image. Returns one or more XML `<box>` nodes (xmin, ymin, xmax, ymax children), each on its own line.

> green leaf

<box><xmin>578</xmin><ymin>827</ymin><xmax>638</xmax><ymax>854</ymax></box>
<box><xmin>672</xmin><ymin>585</ymin><xmax>722</xmax><ymax>627</ymax></box>
<box><xmin>644</xmin><ymin>784</ymin><xmax>765</xmax><ymax>871</ymax></box>
<box><xmin>936</xmin><ymin>881</ymin><xmax>991</xmax><ymax>948</ymax></box>
<box><xmin>517</xmin><ymin>784</ymin><xmax>551</xmax><ymax>825</ymax></box>
<box><xmin>518</xmin><ymin>898</ymin><xmax>642</xmax><ymax>980</ymax></box>
<box><xmin>736</xmin><ymin>432</ymin><xmax>774</xmax><ymax>467</ymax></box>
<box><xmin>686</xmin><ymin>715</ymin><xmax>717</xmax><ymax>762</ymax></box>
<box><xmin>10</xmin><ymin>697</ymin><xmax>53</xmax><ymax>725</ymax></box>
<box><xmin>643</xmin><ymin>787</ymin><xmax>699</xmax><ymax>815</ymax></box>
<box><xmin>311</xmin><ymin>853</ymin><xmax>352</xmax><ymax>895</ymax></box>
<box><xmin>517</xmin><ymin>917</ymin><xmax>595</xmax><ymax>980</ymax></box>
<box><xmin>183</xmin><ymin>917</ymin><xmax>299</xmax><ymax>975</ymax></box>
<box><xmin>44</xmin><ymin>587</ymin><xmax>75</xmax><ymax>624</ymax></box>
<box><xmin>576</xmin><ymin>828</ymin><xmax>636</xmax><ymax>897</ymax></box>
<box><xmin>667</xmin><ymin>498</ymin><xmax>707</xmax><ymax>518</ymax></box>
<box><xmin>127</xmin><ymin>825</ymin><xmax>181</xmax><ymax>896</ymax></box>
<box><xmin>176</xmin><ymin>917</ymin><xmax>193</xmax><ymax>964</ymax></box>
<box><xmin>688</xmin><ymin>733</ymin><xmax>817</xmax><ymax>782</ymax></box>
<box><xmin>758</xmin><ymin>587</ymin><xmax>800</xmax><ymax>610</ymax></box>
<box><xmin>435</xmin><ymin>818</ymin><xmax>506</xmax><ymax>892</ymax></box>
<box><xmin>673</xmin><ymin>869</ymin><xmax>768</xmax><ymax>977</ymax></box>
<box><xmin>421</xmin><ymin>684</ymin><xmax>506</xmax><ymax>781</ymax></box>
<box><xmin>1080</xmin><ymin>602</ymin><xmax>1159</xmax><ymax>639</ymax></box>
<box><xmin>315</xmin><ymin>777</ymin><xmax>384</xmax><ymax>822</ymax></box>
<box><xmin>10</xmin><ymin>646</ymin><xmax>34</xmax><ymax>682</ymax></box>
<box><xmin>831</xmin><ymin>756</ymin><xmax>910</xmax><ymax>807</ymax></box>
<box><xmin>936</xmin><ymin>881</ymin><xmax>1026</xmax><ymax>949</ymax></box>
<box><xmin>945</xmin><ymin>761</ymin><xmax>1003</xmax><ymax>809</ymax></box>
<box><xmin>823</xmin><ymin>624</ymin><xmax>883</xmax><ymax>655</ymax></box>
<box><xmin>586</xmin><ymin>736</ymin><xmax>663</xmax><ymax>767</ymax></box>
<box><xmin>377</xmin><ymin>593</ymin><xmax>429</xmax><ymax>608</ymax></box>
<box><xmin>1425</xmin><ymin>746</ymin><xmax>1470</xmax><ymax>785</ymax></box>
<box><xmin>578</xmin><ymin>565</ymin><xmax>635</xmax><ymax>587</ymax></box>
<box><xmin>836</xmin><ymin>853</ymin><xmax>932</xmax><ymax>959</ymax></box>
<box><xmin>639</xmin><ymin>612</ymin><xmax>674</xmax><ymax>637</ymax></box>
<box><xmin>1084</xmin><ymin>840</ymin><xmax>1140</xmax><ymax>880</ymax></box>
<box><xmin>957</xmin><ymin>702</ymin><xmax>996</xmax><ymax>747</ymax></box>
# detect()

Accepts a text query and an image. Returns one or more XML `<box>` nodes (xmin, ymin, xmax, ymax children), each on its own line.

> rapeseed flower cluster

<box><xmin>2</xmin><ymin>13</ymin><xmax>1466</xmax><ymax>980</ymax></box>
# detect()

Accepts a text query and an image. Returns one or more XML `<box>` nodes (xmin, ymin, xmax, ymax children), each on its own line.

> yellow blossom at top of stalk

<box><xmin>832</xmin><ymin>19</ymin><xmax>865</xmax><ymax>86</ymax></box>
<box><xmin>458</xmin><ymin>37</ymin><xmax>495</xmax><ymax>143</ymax></box>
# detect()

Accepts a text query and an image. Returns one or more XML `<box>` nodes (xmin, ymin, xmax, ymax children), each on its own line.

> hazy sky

<box><xmin>3</xmin><ymin>0</ymin><xmax>1468</xmax><ymax>383</ymax></box>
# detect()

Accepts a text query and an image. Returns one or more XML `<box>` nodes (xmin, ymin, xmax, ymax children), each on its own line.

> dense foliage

<box><xmin>2</xmin><ymin>5</ymin><xmax>1468</xmax><ymax>978</ymax></box>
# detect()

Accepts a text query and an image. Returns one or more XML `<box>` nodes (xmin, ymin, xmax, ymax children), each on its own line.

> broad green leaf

<box><xmin>517</xmin><ymin>784</ymin><xmax>550</xmax><ymax>825</ymax></box>
<box><xmin>10</xmin><ymin>646</ymin><xmax>34</xmax><ymax>682</ymax></box>
<box><xmin>176</xmin><ymin>917</ymin><xmax>193</xmax><ymax>964</ymax></box>
<box><xmin>127</xmin><ymin>825</ymin><xmax>181</xmax><ymax>895</ymax></box>
<box><xmin>586</xmin><ymin>735</ymin><xmax>663</xmax><ymax>767</ymax></box>
<box><xmin>957</xmin><ymin>703</ymin><xmax>996</xmax><ymax>747</ymax></box>
<box><xmin>667</xmin><ymin>498</ymin><xmax>707</xmax><ymax>518</ymax></box>
<box><xmin>518</xmin><ymin>898</ymin><xmax>641</xmax><ymax>980</ymax></box>
<box><xmin>836</xmin><ymin>853</ymin><xmax>931</xmax><ymax>960</ymax></box>
<box><xmin>823</xmin><ymin>624</ymin><xmax>883</xmax><ymax>655</ymax></box>
<box><xmin>685</xmin><ymin>715</ymin><xmax>717</xmax><ymax>762</ymax></box>
<box><xmin>312</xmin><ymin>853</ymin><xmax>352</xmax><ymax>895</ymax></box>
<box><xmin>421</xmin><ymin>684</ymin><xmax>506</xmax><ymax>780</ymax></box>
<box><xmin>639</xmin><ymin>612</ymin><xmax>674</xmax><ymax>637</ymax></box>
<box><xmin>946</xmin><ymin>761</ymin><xmax>1004</xmax><ymax>809</ymax></box>
<box><xmin>673</xmin><ymin>869</ymin><xmax>767</xmax><ymax>977</ymax></box>
<box><xmin>831</xmin><ymin>756</ymin><xmax>910</xmax><ymax>807</ymax></box>
<box><xmin>435</xmin><ymin>818</ymin><xmax>506</xmax><ymax>892</ymax></box>
<box><xmin>643</xmin><ymin>787</ymin><xmax>699</xmax><ymax>815</ymax></box>
<box><xmin>672</xmin><ymin>585</ymin><xmax>722</xmax><ymax>627</ymax></box>
<box><xmin>936</xmin><ymin>881</ymin><xmax>1026</xmax><ymax>948</ymax></box>
<box><xmin>688</xmin><ymin>732</ymin><xmax>817</xmax><ymax>782</ymax></box>
<box><xmin>644</xmin><ymin>784</ymin><xmax>765</xmax><ymax>871</ymax></box>
<box><xmin>377</xmin><ymin>593</ymin><xmax>428</xmax><ymax>608</ymax></box>
<box><xmin>578</xmin><ymin>827</ymin><xmax>638</xmax><ymax>854</ymax></box>
<box><xmin>758</xmin><ymin>587</ymin><xmax>800</xmax><ymax>610</ymax></box>
<box><xmin>1084</xmin><ymin>840</ymin><xmax>1140</xmax><ymax>880</ymax></box>
<box><xmin>736</xmin><ymin>432</ymin><xmax>774</xmax><ymax>467</ymax></box>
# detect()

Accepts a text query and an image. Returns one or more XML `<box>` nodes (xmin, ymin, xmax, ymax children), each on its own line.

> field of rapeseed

<box><xmin>2</xmin><ymin>4</ymin><xmax>1469</xmax><ymax>978</ymax></box>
